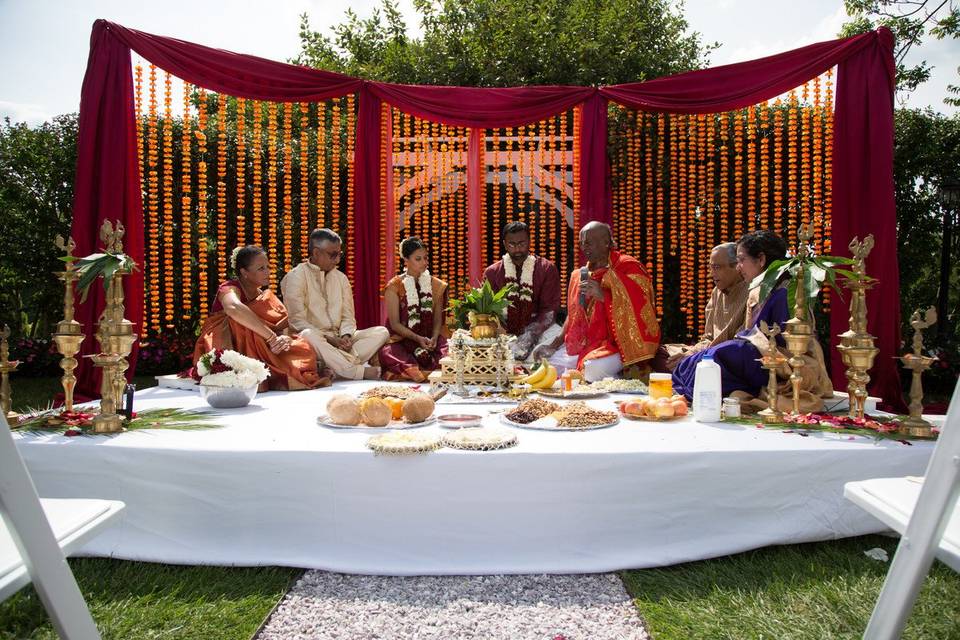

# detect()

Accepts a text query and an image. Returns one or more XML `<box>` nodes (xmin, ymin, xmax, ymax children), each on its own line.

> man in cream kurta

<box><xmin>280</xmin><ymin>228</ymin><xmax>389</xmax><ymax>380</ymax></box>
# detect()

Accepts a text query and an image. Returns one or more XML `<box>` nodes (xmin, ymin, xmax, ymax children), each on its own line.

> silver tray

<box><xmin>316</xmin><ymin>414</ymin><xmax>437</xmax><ymax>431</ymax></box>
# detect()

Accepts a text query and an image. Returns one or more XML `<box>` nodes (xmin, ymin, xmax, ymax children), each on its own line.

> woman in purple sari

<box><xmin>673</xmin><ymin>230</ymin><xmax>790</xmax><ymax>400</ymax></box>
<box><xmin>379</xmin><ymin>237</ymin><xmax>450</xmax><ymax>382</ymax></box>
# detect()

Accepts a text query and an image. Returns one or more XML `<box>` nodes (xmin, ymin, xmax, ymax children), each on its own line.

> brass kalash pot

<box><xmin>468</xmin><ymin>312</ymin><xmax>499</xmax><ymax>340</ymax></box>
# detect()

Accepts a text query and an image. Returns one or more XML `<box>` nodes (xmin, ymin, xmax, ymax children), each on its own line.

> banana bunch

<box><xmin>521</xmin><ymin>359</ymin><xmax>558</xmax><ymax>390</ymax></box>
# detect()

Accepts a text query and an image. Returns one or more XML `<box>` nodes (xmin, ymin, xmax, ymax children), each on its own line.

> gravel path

<box><xmin>255</xmin><ymin>572</ymin><xmax>650</xmax><ymax>640</ymax></box>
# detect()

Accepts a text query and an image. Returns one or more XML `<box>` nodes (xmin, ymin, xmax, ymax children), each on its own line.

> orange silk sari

<box><xmin>564</xmin><ymin>250</ymin><xmax>661</xmax><ymax>368</ymax></box>
<box><xmin>192</xmin><ymin>284</ymin><xmax>328</xmax><ymax>391</ymax></box>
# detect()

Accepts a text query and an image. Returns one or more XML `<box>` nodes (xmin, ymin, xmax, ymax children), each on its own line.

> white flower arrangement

<box><xmin>502</xmin><ymin>254</ymin><xmax>535</xmax><ymax>303</ymax></box>
<box><xmin>195</xmin><ymin>349</ymin><xmax>270</xmax><ymax>388</ymax></box>
<box><xmin>402</xmin><ymin>269</ymin><xmax>434</xmax><ymax>329</ymax></box>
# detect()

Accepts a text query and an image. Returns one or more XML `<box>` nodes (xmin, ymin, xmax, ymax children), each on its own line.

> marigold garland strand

<box><xmin>251</xmin><ymin>100</ymin><xmax>263</xmax><ymax>248</ymax></box>
<box><xmin>162</xmin><ymin>71</ymin><xmax>175</xmax><ymax>327</ymax></box>
<box><xmin>346</xmin><ymin>94</ymin><xmax>356</xmax><ymax>279</ymax></box>
<box><xmin>180</xmin><ymin>82</ymin><xmax>193</xmax><ymax>320</ymax></box>
<box><xmin>315</xmin><ymin>102</ymin><xmax>326</xmax><ymax>229</ymax></box>
<box><xmin>216</xmin><ymin>93</ymin><xmax>228</xmax><ymax>284</ymax></box>
<box><xmin>282</xmin><ymin>102</ymin><xmax>293</xmax><ymax>274</ymax></box>
<box><xmin>236</xmin><ymin>97</ymin><xmax>247</xmax><ymax>247</ymax></box>
<box><xmin>266</xmin><ymin>101</ymin><xmax>278</xmax><ymax>288</ymax></box>
<box><xmin>801</xmin><ymin>82</ymin><xmax>812</xmax><ymax>227</ymax></box>
<box><xmin>196</xmin><ymin>88</ymin><xmax>209</xmax><ymax>318</ymax></box>
<box><xmin>299</xmin><ymin>102</ymin><xmax>310</xmax><ymax>256</ymax></box>
<box><xmin>146</xmin><ymin>64</ymin><xmax>160</xmax><ymax>331</ymax></box>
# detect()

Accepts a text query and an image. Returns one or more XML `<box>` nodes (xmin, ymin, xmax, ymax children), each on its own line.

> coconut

<box><xmin>327</xmin><ymin>394</ymin><xmax>361</xmax><ymax>425</ymax></box>
<box><xmin>402</xmin><ymin>393</ymin><xmax>435</xmax><ymax>423</ymax></box>
<box><xmin>360</xmin><ymin>397</ymin><xmax>392</xmax><ymax>427</ymax></box>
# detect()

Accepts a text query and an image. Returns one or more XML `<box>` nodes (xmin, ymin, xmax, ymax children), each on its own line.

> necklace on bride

<box><xmin>503</xmin><ymin>254</ymin><xmax>535</xmax><ymax>302</ymax></box>
<box><xmin>402</xmin><ymin>269</ymin><xmax>433</xmax><ymax>329</ymax></box>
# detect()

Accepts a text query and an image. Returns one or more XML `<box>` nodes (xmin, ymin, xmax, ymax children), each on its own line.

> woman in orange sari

<box><xmin>379</xmin><ymin>237</ymin><xmax>449</xmax><ymax>382</ymax></box>
<box><xmin>191</xmin><ymin>246</ymin><xmax>328</xmax><ymax>391</ymax></box>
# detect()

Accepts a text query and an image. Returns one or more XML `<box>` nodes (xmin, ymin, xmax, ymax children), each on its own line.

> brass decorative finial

<box><xmin>99</xmin><ymin>220</ymin><xmax>125</xmax><ymax>254</ymax></box>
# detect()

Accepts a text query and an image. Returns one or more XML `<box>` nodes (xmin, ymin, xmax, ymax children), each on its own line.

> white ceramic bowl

<box><xmin>437</xmin><ymin>413</ymin><xmax>483</xmax><ymax>429</ymax></box>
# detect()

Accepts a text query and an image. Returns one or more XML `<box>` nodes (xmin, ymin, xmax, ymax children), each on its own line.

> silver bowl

<box><xmin>200</xmin><ymin>384</ymin><xmax>258</xmax><ymax>409</ymax></box>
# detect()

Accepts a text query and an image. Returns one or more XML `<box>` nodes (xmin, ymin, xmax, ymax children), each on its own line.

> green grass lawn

<box><xmin>622</xmin><ymin>534</ymin><xmax>960</xmax><ymax>640</ymax></box>
<box><xmin>0</xmin><ymin>560</ymin><xmax>299</xmax><ymax>640</ymax></box>
<box><xmin>1</xmin><ymin>535</ymin><xmax>957</xmax><ymax>639</ymax></box>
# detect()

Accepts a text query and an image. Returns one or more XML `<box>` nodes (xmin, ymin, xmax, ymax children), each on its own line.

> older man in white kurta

<box><xmin>281</xmin><ymin>229</ymin><xmax>389</xmax><ymax>380</ymax></box>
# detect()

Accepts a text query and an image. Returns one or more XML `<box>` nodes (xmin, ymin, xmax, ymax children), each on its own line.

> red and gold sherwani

<box><xmin>564</xmin><ymin>250</ymin><xmax>661</xmax><ymax>368</ymax></box>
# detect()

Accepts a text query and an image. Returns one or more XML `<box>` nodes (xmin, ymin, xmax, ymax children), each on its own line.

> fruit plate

<box><xmin>499</xmin><ymin>413</ymin><xmax>618</xmax><ymax>431</ymax></box>
<box><xmin>535</xmin><ymin>387</ymin><xmax>608</xmax><ymax>399</ymax></box>
<box><xmin>619</xmin><ymin>412</ymin><xmax>685</xmax><ymax>422</ymax></box>
<box><xmin>316</xmin><ymin>414</ymin><xmax>437</xmax><ymax>431</ymax></box>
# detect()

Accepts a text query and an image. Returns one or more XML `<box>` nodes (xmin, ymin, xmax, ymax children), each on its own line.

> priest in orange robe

<box><xmin>533</xmin><ymin>222</ymin><xmax>661</xmax><ymax>381</ymax></box>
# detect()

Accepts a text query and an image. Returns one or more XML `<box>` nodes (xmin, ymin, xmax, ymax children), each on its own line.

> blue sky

<box><xmin>1</xmin><ymin>0</ymin><xmax>956</xmax><ymax>125</ymax></box>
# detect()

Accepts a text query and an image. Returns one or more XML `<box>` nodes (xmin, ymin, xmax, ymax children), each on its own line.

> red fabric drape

<box><xmin>353</xmin><ymin>84</ymin><xmax>383</xmax><ymax>329</ymax></box>
<box><xmin>101</xmin><ymin>22</ymin><xmax>362</xmax><ymax>101</ymax></box>
<box><xmin>370</xmin><ymin>83</ymin><xmax>593</xmax><ymax>128</ymax></box>
<box><xmin>71</xmin><ymin>22</ymin><xmax>145</xmax><ymax>397</ymax></box>
<box><xmin>599</xmin><ymin>31</ymin><xmax>876</xmax><ymax>113</ymax></box>
<box><xmin>829</xmin><ymin>29</ymin><xmax>904</xmax><ymax>410</ymax></box>
<box><xmin>579</xmin><ymin>94</ymin><xmax>612</xmax><ymax>227</ymax></box>
<box><xmin>73</xmin><ymin>20</ymin><xmax>902</xmax><ymax>406</ymax></box>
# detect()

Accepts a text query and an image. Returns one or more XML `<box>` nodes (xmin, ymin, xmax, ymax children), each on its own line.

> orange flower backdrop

<box><xmin>135</xmin><ymin>61</ymin><xmax>834</xmax><ymax>344</ymax></box>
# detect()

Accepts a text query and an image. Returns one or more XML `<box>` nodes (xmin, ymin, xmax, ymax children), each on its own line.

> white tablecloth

<box><xmin>13</xmin><ymin>382</ymin><xmax>934</xmax><ymax>575</ymax></box>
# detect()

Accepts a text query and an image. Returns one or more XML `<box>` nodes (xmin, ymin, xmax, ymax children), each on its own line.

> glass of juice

<box><xmin>649</xmin><ymin>372</ymin><xmax>673</xmax><ymax>399</ymax></box>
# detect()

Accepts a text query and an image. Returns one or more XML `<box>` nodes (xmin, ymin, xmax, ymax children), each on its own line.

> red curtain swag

<box><xmin>71</xmin><ymin>19</ymin><xmax>902</xmax><ymax>408</ymax></box>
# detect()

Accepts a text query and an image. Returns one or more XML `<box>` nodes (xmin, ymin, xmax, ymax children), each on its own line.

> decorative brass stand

<box><xmin>0</xmin><ymin>325</ymin><xmax>20</xmax><ymax>421</ymax></box>
<box><xmin>757</xmin><ymin>320</ymin><xmax>788</xmax><ymax>423</ymax></box>
<box><xmin>104</xmin><ymin>223</ymin><xmax>137</xmax><ymax>411</ymax></box>
<box><xmin>836</xmin><ymin>235</ymin><xmax>879</xmax><ymax>420</ymax></box>
<box><xmin>52</xmin><ymin>235</ymin><xmax>85</xmax><ymax>412</ymax></box>
<box><xmin>90</xmin><ymin>221</ymin><xmax>136</xmax><ymax>434</ymax></box>
<box><xmin>783</xmin><ymin>226</ymin><xmax>815</xmax><ymax>415</ymax></box>
<box><xmin>898</xmin><ymin>308</ymin><xmax>938</xmax><ymax>438</ymax></box>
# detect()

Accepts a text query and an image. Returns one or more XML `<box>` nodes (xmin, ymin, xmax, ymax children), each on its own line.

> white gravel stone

<box><xmin>255</xmin><ymin>572</ymin><xmax>650</xmax><ymax>640</ymax></box>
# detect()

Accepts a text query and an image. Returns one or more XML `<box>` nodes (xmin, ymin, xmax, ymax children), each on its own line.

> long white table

<box><xmin>12</xmin><ymin>382</ymin><xmax>934</xmax><ymax>575</ymax></box>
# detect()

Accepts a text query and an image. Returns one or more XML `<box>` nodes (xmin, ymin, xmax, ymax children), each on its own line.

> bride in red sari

<box><xmin>379</xmin><ymin>237</ymin><xmax>449</xmax><ymax>382</ymax></box>
<box><xmin>191</xmin><ymin>246</ymin><xmax>329</xmax><ymax>391</ymax></box>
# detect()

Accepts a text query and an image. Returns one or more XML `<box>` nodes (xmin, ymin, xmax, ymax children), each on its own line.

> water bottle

<box><xmin>692</xmin><ymin>354</ymin><xmax>722</xmax><ymax>422</ymax></box>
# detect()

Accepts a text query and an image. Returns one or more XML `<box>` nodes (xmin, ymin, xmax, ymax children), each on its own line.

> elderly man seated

<box><xmin>280</xmin><ymin>228</ymin><xmax>389</xmax><ymax>380</ymax></box>
<box><xmin>664</xmin><ymin>242</ymin><xmax>749</xmax><ymax>371</ymax></box>
<box><xmin>533</xmin><ymin>222</ymin><xmax>661</xmax><ymax>381</ymax></box>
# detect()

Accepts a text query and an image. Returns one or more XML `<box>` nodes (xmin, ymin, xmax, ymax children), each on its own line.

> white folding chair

<box><xmin>0</xmin><ymin>413</ymin><xmax>125</xmax><ymax>639</ymax></box>
<box><xmin>844</xmin><ymin>380</ymin><xmax>960</xmax><ymax>640</ymax></box>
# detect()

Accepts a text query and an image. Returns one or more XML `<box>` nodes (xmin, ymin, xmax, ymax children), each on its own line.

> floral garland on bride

<box><xmin>402</xmin><ymin>270</ymin><xmax>434</xmax><ymax>330</ymax></box>
<box><xmin>502</xmin><ymin>254</ymin><xmax>535</xmax><ymax>303</ymax></box>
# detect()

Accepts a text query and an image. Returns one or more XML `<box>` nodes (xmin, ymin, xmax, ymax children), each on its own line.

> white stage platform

<box><xmin>12</xmin><ymin>382</ymin><xmax>934</xmax><ymax>575</ymax></box>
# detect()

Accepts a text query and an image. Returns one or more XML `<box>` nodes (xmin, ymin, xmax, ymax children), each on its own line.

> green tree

<box><xmin>293</xmin><ymin>0</ymin><xmax>716</xmax><ymax>86</ymax></box>
<box><xmin>840</xmin><ymin>0</ymin><xmax>960</xmax><ymax>102</ymax></box>
<box><xmin>0</xmin><ymin>115</ymin><xmax>76</xmax><ymax>338</ymax></box>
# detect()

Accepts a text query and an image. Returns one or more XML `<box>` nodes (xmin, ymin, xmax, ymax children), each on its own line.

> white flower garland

<box><xmin>402</xmin><ymin>270</ymin><xmax>434</xmax><ymax>329</ymax></box>
<box><xmin>502</xmin><ymin>254</ymin><xmax>535</xmax><ymax>302</ymax></box>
